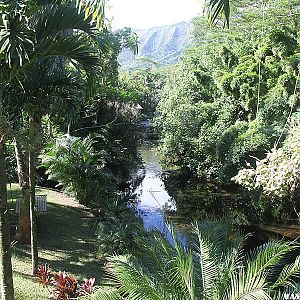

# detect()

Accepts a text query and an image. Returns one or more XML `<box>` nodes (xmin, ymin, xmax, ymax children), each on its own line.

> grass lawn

<box><xmin>7</xmin><ymin>184</ymin><xmax>103</xmax><ymax>299</ymax></box>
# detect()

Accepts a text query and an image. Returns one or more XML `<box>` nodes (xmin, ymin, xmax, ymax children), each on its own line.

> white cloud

<box><xmin>106</xmin><ymin>0</ymin><xmax>203</xmax><ymax>30</ymax></box>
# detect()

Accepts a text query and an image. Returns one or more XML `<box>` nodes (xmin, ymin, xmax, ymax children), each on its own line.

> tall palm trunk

<box><xmin>0</xmin><ymin>140</ymin><xmax>15</xmax><ymax>300</ymax></box>
<box><xmin>14</xmin><ymin>136</ymin><xmax>31</xmax><ymax>244</ymax></box>
<box><xmin>29</xmin><ymin>115</ymin><xmax>40</xmax><ymax>274</ymax></box>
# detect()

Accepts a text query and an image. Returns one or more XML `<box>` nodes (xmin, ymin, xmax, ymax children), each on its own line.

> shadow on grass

<box><xmin>14</xmin><ymin>201</ymin><xmax>103</xmax><ymax>283</ymax></box>
<box><xmin>13</xmin><ymin>270</ymin><xmax>33</xmax><ymax>280</ymax></box>
<box><xmin>13</xmin><ymin>245</ymin><xmax>31</xmax><ymax>261</ymax></box>
<box><xmin>38</xmin><ymin>202</ymin><xmax>103</xmax><ymax>281</ymax></box>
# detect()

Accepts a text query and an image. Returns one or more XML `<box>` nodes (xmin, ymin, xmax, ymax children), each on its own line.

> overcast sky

<box><xmin>106</xmin><ymin>0</ymin><xmax>203</xmax><ymax>30</ymax></box>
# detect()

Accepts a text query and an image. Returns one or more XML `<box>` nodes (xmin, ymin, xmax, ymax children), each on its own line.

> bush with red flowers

<box><xmin>34</xmin><ymin>265</ymin><xmax>96</xmax><ymax>300</ymax></box>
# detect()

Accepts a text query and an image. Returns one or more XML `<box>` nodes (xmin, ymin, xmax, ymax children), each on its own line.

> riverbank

<box><xmin>134</xmin><ymin>144</ymin><xmax>300</xmax><ymax>243</ymax></box>
<box><xmin>8</xmin><ymin>184</ymin><xmax>103</xmax><ymax>299</ymax></box>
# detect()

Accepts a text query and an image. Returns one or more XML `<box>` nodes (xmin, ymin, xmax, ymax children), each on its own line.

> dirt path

<box><xmin>258</xmin><ymin>224</ymin><xmax>300</xmax><ymax>240</ymax></box>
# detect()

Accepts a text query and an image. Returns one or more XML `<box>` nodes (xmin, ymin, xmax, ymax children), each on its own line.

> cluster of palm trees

<box><xmin>0</xmin><ymin>0</ymin><xmax>106</xmax><ymax>299</ymax></box>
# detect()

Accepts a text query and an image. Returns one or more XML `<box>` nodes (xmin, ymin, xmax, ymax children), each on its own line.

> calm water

<box><xmin>132</xmin><ymin>145</ymin><xmax>189</xmax><ymax>242</ymax></box>
<box><xmin>132</xmin><ymin>145</ymin><xmax>284</xmax><ymax>245</ymax></box>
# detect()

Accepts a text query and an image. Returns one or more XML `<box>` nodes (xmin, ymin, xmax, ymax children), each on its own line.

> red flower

<box><xmin>34</xmin><ymin>267</ymin><xmax>97</xmax><ymax>299</ymax></box>
<box><xmin>79</xmin><ymin>278</ymin><xmax>95</xmax><ymax>294</ymax></box>
<box><xmin>51</xmin><ymin>272</ymin><xmax>79</xmax><ymax>300</ymax></box>
<box><xmin>34</xmin><ymin>264</ymin><xmax>51</xmax><ymax>286</ymax></box>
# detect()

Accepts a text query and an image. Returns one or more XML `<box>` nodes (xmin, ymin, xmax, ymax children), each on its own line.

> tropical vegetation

<box><xmin>149</xmin><ymin>0</ymin><xmax>300</xmax><ymax>223</ymax></box>
<box><xmin>1</xmin><ymin>0</ymin><xmax>300</xmax><ymax>299</ymax></box>
<box><xmin>97</xmin><ymin>221</ymin><xmax>300</xmax><ymax>300</ymax></box>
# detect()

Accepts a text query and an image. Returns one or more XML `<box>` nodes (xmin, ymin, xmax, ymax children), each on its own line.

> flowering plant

<box><xmin>34</xmin><ymin>264</ymin><xmax>95</xmax><ymax>300</ymax></box>
<box><xmin>232</xmin><ymin>119</ymin><xmax>300</xmax><ymax>198</ymax></box>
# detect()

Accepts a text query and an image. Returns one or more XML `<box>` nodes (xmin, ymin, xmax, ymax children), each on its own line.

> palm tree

<box><xmin>96</xmin><ymin>220</ymin><xmax>300</xmax><ymax>300</ymax></box>
<box><xmin>0</xmin><ymin>0</ymin><xmax>106</xmax><ymax>274</ymax></box>
<box><xmin>40</xmin><ymin>134</ymin><xmax>107</xmax><ymax>206</ymax></box>
<box><xmin>0</xmin><ymin>105</ymin><xmax>14</xmax><ymax>299</ymax></box>
<box><xmin>205</xmin><ymin>0</ymin><xmax>230</xmax><ymax>28</ymax></box>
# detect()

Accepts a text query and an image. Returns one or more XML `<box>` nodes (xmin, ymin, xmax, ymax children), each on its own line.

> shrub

<box><xmin>40</xmin><ymin>135</ymin><xmax>115</xmax><ymax>206</ymax></box>
<box><xmin>34</xmin><ymin>265</ymin><xmax>95</xmax><ymax>299</ymax></box>
<box><xmin>232</xmin><ymin>119</ymin><xmax>300</xmax><ymax>198</ymax></box>
<box><xmin>95</xmin><ymin>201</ymin><xmax>146</xmax><ymax>257</ymax></box>
<box><xmin>96</xmin><ymin>221</ymin><xmax>300</xmax><ymax>300</ymax></box>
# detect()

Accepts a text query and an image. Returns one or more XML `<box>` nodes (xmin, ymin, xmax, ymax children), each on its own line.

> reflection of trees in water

<box><xmin>162</xmin><ymin>170</ymin><xmax>297</xmax><ymax>225</ymax></box>
<box><xmin>133</xmin><ymin>145</ymin><xmax>300</xmax><ymax>242</ymax></box>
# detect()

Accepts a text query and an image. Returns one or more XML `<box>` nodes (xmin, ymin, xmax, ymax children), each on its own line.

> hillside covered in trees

<box><xmin>118</xmin><ymin>21</ymin><xmax>193</xmax><ymax>69</ymax></box>
<box><xmin>1</xmin><ymin>0</ymin><xmax>300</xmax><ymax>299</ymax></box>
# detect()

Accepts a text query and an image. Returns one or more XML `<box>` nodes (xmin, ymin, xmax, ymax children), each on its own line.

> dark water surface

<box><xmin>132</xmin><ymin>145</ymin><xmax>300</xmax><ymax>245</ymax></box>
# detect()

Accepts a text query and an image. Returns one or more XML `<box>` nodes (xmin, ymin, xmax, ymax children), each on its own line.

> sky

<box><xmin>106</xmin><ymin>0</ymin><xmax>203</xmax><ymax>30</ymax></box>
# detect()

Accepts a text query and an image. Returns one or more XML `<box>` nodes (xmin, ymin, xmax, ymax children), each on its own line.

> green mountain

<box><xmin>119</xmin><ymin>21</ymin><xmax>193</xmax><ymax>70</ymax></box>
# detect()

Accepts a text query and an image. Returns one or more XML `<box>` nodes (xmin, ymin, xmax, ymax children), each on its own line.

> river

<box><xmin>131</xmin><ymin>145</ymin><xmax>188</xmax><ymax>243</ymax></box>
<box><xmin>131</xmin><ymin>144</ymin><xmax>300</xmax><ymax>244</ymax></box>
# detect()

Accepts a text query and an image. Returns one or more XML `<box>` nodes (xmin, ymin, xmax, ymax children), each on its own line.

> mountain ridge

<box><xmin>119</xmin><ymin>21</ymin><xmax>193</xmax><ymax>70</ymax></box>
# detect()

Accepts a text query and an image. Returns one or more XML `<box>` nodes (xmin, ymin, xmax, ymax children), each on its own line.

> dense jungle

<box><xmin>1</xmin><ymin>0</ymin><xmax>300</xmax><ymax>299</ymax></box>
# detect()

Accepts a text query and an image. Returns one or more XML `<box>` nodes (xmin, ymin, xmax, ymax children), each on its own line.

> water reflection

<box><xmin>132</xmin><ymin>145</ymin><xmax>179</xmax><ymax>242</ymax></box>
<box><xmin>131</xmin><ymin>145</ymin><xmax>286</xmax><ymax>246</ymax></box>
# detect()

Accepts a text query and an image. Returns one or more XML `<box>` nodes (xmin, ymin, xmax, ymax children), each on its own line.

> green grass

<box><xmin>8</xmin><ymin>184</ymin><xmax>103</xmax><ymax>299</ymax></box>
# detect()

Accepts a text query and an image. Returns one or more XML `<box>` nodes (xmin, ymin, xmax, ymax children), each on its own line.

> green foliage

<box><xmin>0</xmin><ymin>1</ymin><xmax>144</xmax><ymax>297</ymax></box>
<box><xmin>233</xmin><ymin>119</ymin><xmax>300</xmax><ymax>198</ymax></box>
<box><xmin>219</xmin><ymin>46</ymin><xmax>238</xmax><ymax>69</ymax></box>
<box><xmin>266</xmin><ymin>29</ymin><xmax>298</xmax><ymax>59</ymax></box>
<box><xmin>41</xmin><ymin>135</ymin><xmax>114</xmax><ymax>206</ymax></box>
<box><xmin>120</xmin><ymin>68</ymin><xmax>166</xmax><ymax>118</ymax></box>
<box><xmin>156</xmin><ymin>3</ymin><xmax>300</xmax><ymax>182</ymax></box>
<box><xmin>68</xmin><ymin>97</ymin><xmax>141</xmax><ymax>184</ymax></box>
<box><xmin>95</xmin><ymin>201</ymin><xmax>146</xmax><ymax>257</ymax></box>
<box><xmin>0</xmin><ymin>0</ymin><xmax>102</xmax><ymax>87</ymax></box>
<box><xmin>97</xmin><ymin>220</ymin><xmax>300</xmax><ymax>299</ymax></box>
<box><xmin>5</xmin><ymin>144</ymin><xmax>17</xmax><ymax>183</ymax></box>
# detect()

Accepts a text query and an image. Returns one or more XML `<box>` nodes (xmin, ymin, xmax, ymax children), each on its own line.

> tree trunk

<box><xmin>14</xmin><ymin>136</ymin><xmax>31</xmax><ymax>244</ymax></box>
<box><xmin>29</xmin><ymin>117</ymin><xmax>39</xmax><ymax>274</ymax></box>
<box><xmin>0</xmin><ymin>140</ymin><xmax>15</xmax><ymax>300</ymax></box>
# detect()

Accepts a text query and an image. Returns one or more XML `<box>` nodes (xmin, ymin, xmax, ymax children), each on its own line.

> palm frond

<box><xmin>271</xmin><ymin>255</ymin><xmax>300</xmax><ymax>289</ymax></box>
<box><xmin>91</xmin><ymin>289</ymin><xmax>123</xmax><ymax>300</ymax></box>
<box><xmin>34</xmin><ymin>34</ymin><xmax>98</xmax><ymax>69</ymax></box>
<box><xmin>246</xmin><ymin>241</ymin><xmax>298</xmax><ymax>279</ymax></box>
<box><xmin>76</xmin><ymin>0</ymin><xmax>105</xmax><ymax>30</ymax></box>
<box><xmin>216</xmin><ymin>244</ymin><xmax>244</xmax><ymax>297</ymax></box>
<box><xmin>223</xmin><ymin>268</ymin><xmax>271</xmax><ymax>300</ymax></box>
<box><xmin>205</xmin><ymin>0</ymin><xmax>230</xmax><ymax>28</ymax></box>
<box><xmin>107</xmin><ymin>255</ymin><xmax>167</xmax><ymax>300</ymax></box>
<box><xmin>0</xmin><ymin>2</ymin><xmax>34</xmax><ymax>67</ymax></box>
<box><xmin>195</xmin><ymin>218</ymin><xmax>246</xmax><ymax>252</ymax></box>
<box><xmin>192</xmin><ymin>223</ymin><xmax>219</xmax><ymax>299</ymax></box>
<box><xmin>168</xmin><ymin>226</ymin><xmax>195</xmax><ymax>299</ymax></box>
<box><xmin>31</xmin><ymin>34</ymin><xmax>99</xmax><ymax>95</ymax></box>
<box><xmin>223</xmin><ymin>241</ymin><xmax>300</xmax><ymax>300</ymax></box>
<box><xmin>32</xmin><ymin>3</ymin><xmax>95</xmax><ymax>40</ymax></box>
<box><xmin>271</xmin><ymin>285</ymin><xmax>300</xmax><ymax>300</ymax></box>
<box><xmin>135</xmin><ymin>230</ymin><xmax>192</xmax><ymax>299</ymax></box>
<box><xmin>100</xmin><ymin>221</ymin><xmax>300</xmax><ymax>300</ymax></box>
